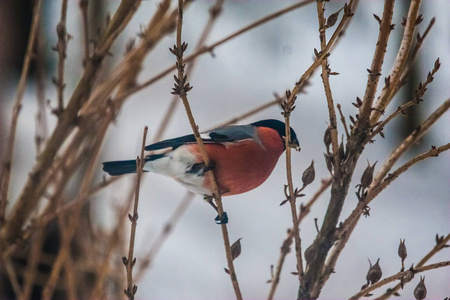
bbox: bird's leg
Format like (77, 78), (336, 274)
(203, 194), (228, 224)
(204, 195), (218, 212)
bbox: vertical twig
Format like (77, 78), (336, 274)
(317, 1), (339, 171)
(20, 229), (46, 299)
(172, 1), (242, 298)
(267, 178), (332, 300)
(79, 0), (90, 64)
(153, 0), (224, 142)
(358, 0), (395, 123)
(54, 0), (69, 114)
(124, 126), (148, 300)
(35, 23), (48, 155)
(0, 0), (42, 226)
(282, 95), (304, 284)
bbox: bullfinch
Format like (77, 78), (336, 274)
(103, 119), (299, 223)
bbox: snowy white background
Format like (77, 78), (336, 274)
(1, 0), (449, 299)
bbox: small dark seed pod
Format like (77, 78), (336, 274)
(414, 276), (427, 300)
(366, 258), (382, 285)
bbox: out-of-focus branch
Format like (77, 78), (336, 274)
(54, 0), (69, 114)
(0, 0), (142, 247)
(0, 0), (42, 226)
(79, 0), (90, 63)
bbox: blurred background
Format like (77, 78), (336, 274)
(0, 0), (449, 299)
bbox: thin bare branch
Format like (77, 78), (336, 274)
(124, 126), (148, 299)
(267, 178), (332, 300)
(79, 0), (90, 63)
(371, 0), (422, 124)
(153, 0), (225, 143)
(54, 0), (69, 114)
(358, 0), (395, 122)
(172, 1), (242, 298)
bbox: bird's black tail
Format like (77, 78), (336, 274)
(102, 154), (164, 176)
(102, 160), (138, 176)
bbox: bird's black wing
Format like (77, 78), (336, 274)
(145, 124), (257, 151)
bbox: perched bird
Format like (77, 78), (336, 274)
(103, 119), (299, 222)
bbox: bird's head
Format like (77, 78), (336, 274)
(251, 119), (299, 149)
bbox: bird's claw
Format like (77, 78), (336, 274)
(215, 212), (228, 224)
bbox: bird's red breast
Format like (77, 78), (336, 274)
(186, 126), (286, 195)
